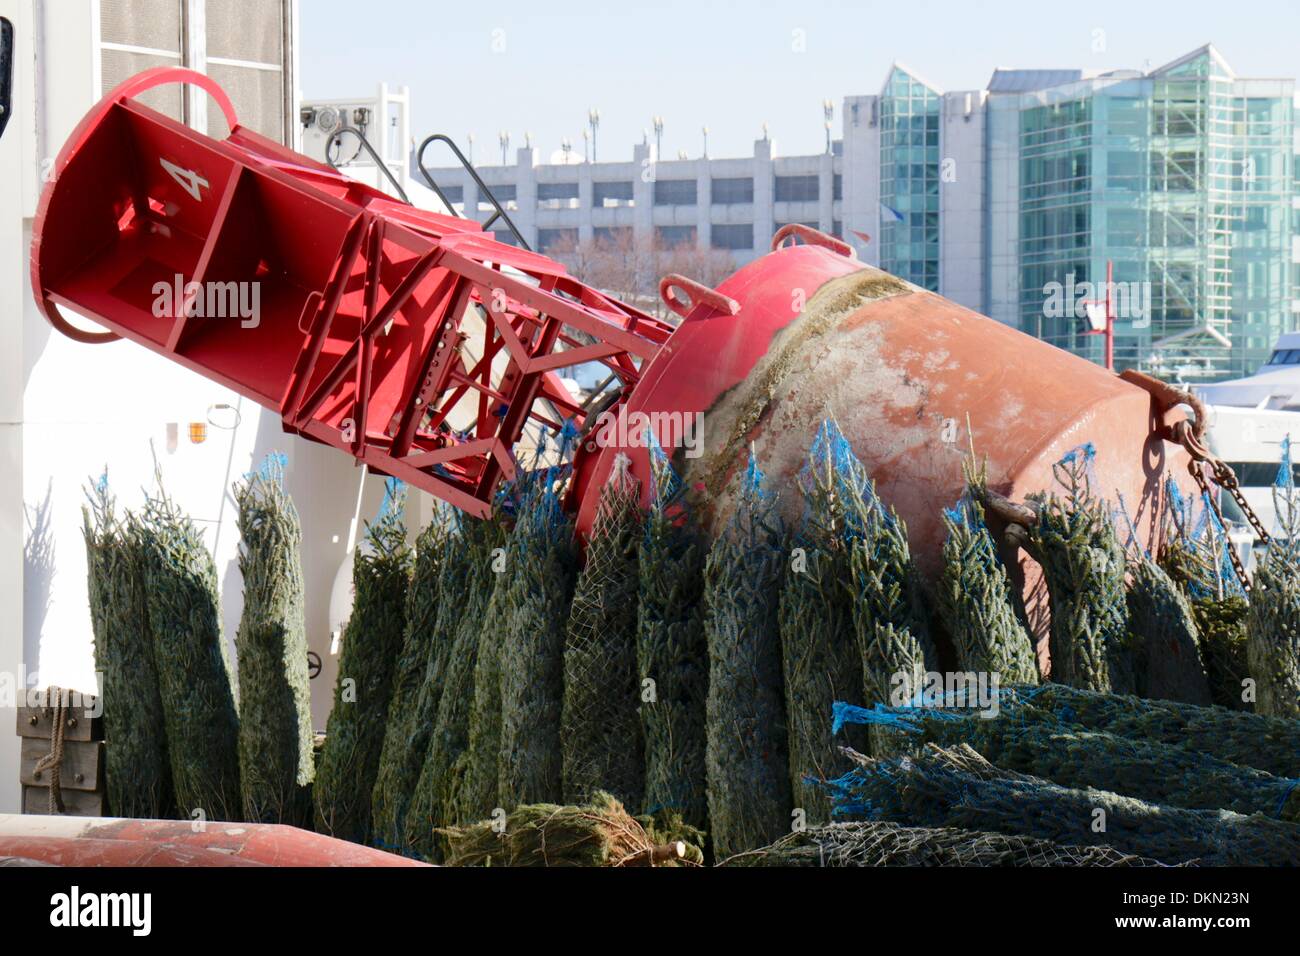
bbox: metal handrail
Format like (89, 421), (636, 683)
(415, 133), (531, 250)
(323, 125), (411, 204)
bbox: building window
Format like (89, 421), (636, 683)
(832, 220), (843, 237)
(775, 174), (820, 202)
(594, 226), (633, 246)
(479, 183), (517, 212)
(537, 228), (578, 252)
(774, 221), (819, 237)
(439, 185), (464, 204)
(491, 229), (520, 247)
(537, 182), (580, 208)
(711, 223), (754, 250)
(594, 181), (635, 207)
(654, 179), (697, 206)
(833, 174), (843, 200)
(712, 177), (754, 205)
(655, 225), (697, 248)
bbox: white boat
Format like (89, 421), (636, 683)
(1194, 333), (1300, 560)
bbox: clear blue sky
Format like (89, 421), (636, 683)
(300, 0), (1300, 163)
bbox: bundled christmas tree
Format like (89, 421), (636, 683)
(938, 468), (1039, 685)
(829, 743), (1300, 866)
(721, 821), (1162, 867)
(992, 683), (1300, 779)
(498, 458), (578, 809)
(704, 454), (792, 859)
(779, 421), (869, 820)
(403, 511), (507, 859)
(81, 474), (173, 820)
(232, 454), (314, 826)
(438, 791), (700, 867)
(638, 435), (708, 831)
(370, 509), (453, 851)
(561, 455), (644, 808)
(1031, 444), (1132, 693)
(137, 476), (241, 822)
(314, 481), (411, 843)
(1125, 556), (1212, 706)
(833, 700), (1300, 820)
(1247, 436), (1300, 718)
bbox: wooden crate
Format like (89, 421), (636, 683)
(15, 689), (107, 817)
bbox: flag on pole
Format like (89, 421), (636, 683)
(880, 202), (905, 223)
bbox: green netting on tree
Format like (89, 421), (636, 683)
(81, 473), (174, 819)
(834, 701), (1300, 821)
(938, 490), (1039, 685)
(561, 454), (644, 808)
(704, 453), (792, 859)
(828, 743), (1300, 866)
(370, 507), (454, 852)
(719, 820), (1167, 867)
(1031, 444), (1132, 693)
(498, 455), (578, 810)
(1125, 556), (1211, 706)
(453, 501), (520, 825)
(137, 477), (241, 822)
(232, 453), (314, 826)
(638, 433), (708, 831)
(438, 791), (700, 867)
(314, 480), (411, 843)
(1192, 595), (1251, 710)
(779, 421), (870, 822)
(990, 683), (1300, 778)
(1246, 435), (1300, 718)
(403, 510), (507, 860)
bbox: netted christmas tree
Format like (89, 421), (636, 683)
(1246, 435), (1300, 718)
(779, 421), (868, 821)
(987, 682), (1300, 779)
(937, 462), (1039, 685)
(232, 454), (314, 826)
(1031, 444), (1133, 693)
(720, 821), (1164, 868)
(137, 475), (241, 822)
(833, 700), (1300, 821)
(81, 473), (174, 820)
(403, 509), (507, 859)
(370, 507), (454, 851)
(314, 480), (411, 843)
(704, 453), (792, 860)
(561, 454), (644, 808)
(1125, 555), (1212, 706)
(1159, 477), (1251, 709)
(844, 459), (934, 757)
(638, 433), (709, 831)
(828, 742), (1300, 866)
(498, 442), (579, 810)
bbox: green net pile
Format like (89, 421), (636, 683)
(232, 454), (314, 826)
(1247, 438), (1300, 718)
(137, 478), (241, 822)
(561, 456), (645, 808)
(1031, 444), (1132, 693)
(81, 474), (174, 820)
(829, 742), (1300, 866)
(779, 421), (869, 820)
(370, 510), (453, 851)
(313, 480), (411, 843)
(703, 453), (792, 859)
(403, 510), (507, 858)
(833, 700), (1300, 821)
(719, 820), (1167, 867)
(637, 435), (709, 831)
(439, 791), (700, 867)
(498, 460), (578, 810)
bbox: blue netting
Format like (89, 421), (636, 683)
(645, 429), (683, 512)
(798, 420), (881, 544)
(1272, 433), (1298, 543)
(245, 451), (288, 486)
(95, 469), (109, 495)
(1113, 491), (1143, 559)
